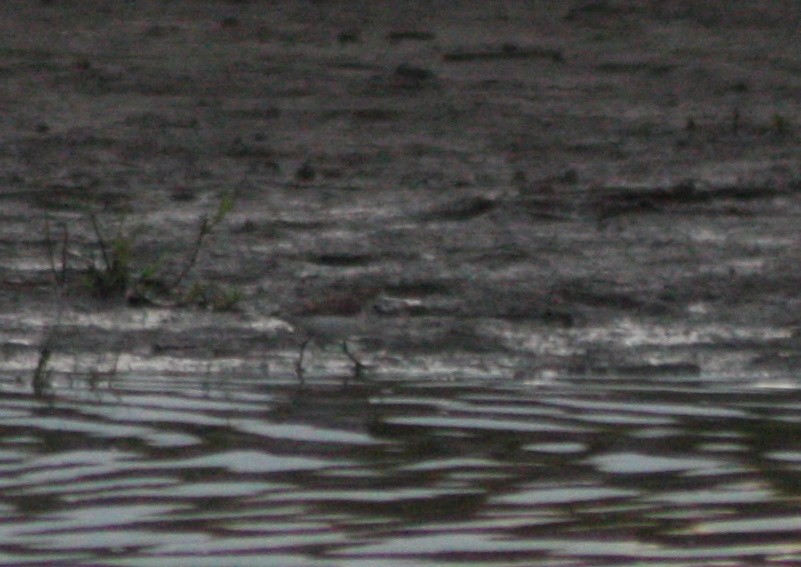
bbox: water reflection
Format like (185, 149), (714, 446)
(2, 364), (801, 565)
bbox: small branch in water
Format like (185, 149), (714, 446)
(32, 345), (51, 398)
(60, 223), (68, 286)
(39, 215), (70, 399)
(166, 215), (209, 292)
(295, 339), (309, 387)
(342, 340), (366, 382)
(88, 350), (121, 392)
(44, 217), (69, 288)
(89, 212), (112, 274)
(166, 191), (235, 293)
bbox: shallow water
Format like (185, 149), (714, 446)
(3, 352), (801, 566)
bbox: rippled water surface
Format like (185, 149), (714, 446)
(3, 356), (801, 566)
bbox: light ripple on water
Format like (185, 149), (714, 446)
(491, 484), (639, 505)
(587, 452), (731, 475)
(383, 415), (582, 433)
(2, 367), (801, 565)
(231, 419), (383, 445)
(161, 450), (338, 474)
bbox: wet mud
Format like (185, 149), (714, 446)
(3, 0), (801, 379)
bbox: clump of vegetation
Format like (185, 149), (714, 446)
(183, 281), (243, 312)
(51, 192), (240, 310)
(771, 112), (790, 135)
(34, 194), (239, 398)
(84, 213), (140, 298)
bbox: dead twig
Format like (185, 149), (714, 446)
(37, 216), (72, 398)
(44, 217), (69, 288)
(89, 212), (112, 274)
(342, 341), (366, 384)
(295, 339), (309, 387)
(166, 215), (210, 292)
(166, 191), (235, 293)
(32, 345), (51, 398)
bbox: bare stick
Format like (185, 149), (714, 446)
(59, 224), (68, 286)
(43, 218), (69, 288)
(44, 218), (59, 288)
(166, 215), (209, 292)
(166, 192), (235, 293)
(342, 340), (365, 381)
(295, 339), (309, 386)
(32, 346), (51, 398)
(89, 213), (111, 272)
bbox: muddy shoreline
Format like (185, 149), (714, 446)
(3, 0), (801, 381)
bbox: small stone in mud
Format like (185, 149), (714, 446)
(670, 179), (696, 201)
(237, 219), (258, 233)
(730, 81), (749, 93)
(295, 161), (316, 182)
(772, 113), (791, 135)
(541, 309), (575, 328)
(732, 107), (740, 134)
(423, 196), (497, 221)
(394, 64), (434, 81)
(512, 170), (527, 183)
(338, 30), (361, 44)
(144, 25), (178, 38)
(170, 185), (197, 202)
(387, 31), (435, 43)
(74, 58), (91, 71)
(558, 168), (579, 184)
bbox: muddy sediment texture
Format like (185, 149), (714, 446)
(3, 1), (801, 378)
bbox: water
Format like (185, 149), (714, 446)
(3, 351), (801, 566)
